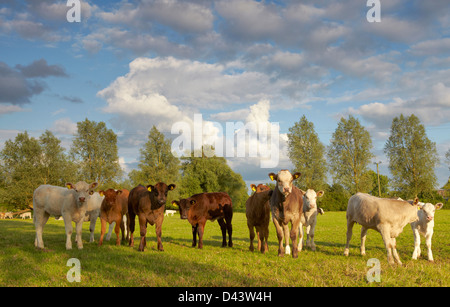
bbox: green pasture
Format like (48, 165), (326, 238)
(1, 210), (449, 287)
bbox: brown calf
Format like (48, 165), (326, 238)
(269, 170), (304, 258)
(128, 183), (176, 252)
(245, 184), (273, 253)
(98, 188), (129, 246)
(174, 192), (233, 249)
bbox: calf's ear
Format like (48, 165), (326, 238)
(251, 184), (257, 192)
(146, 185), (154, 192)
(190, 200), (197, 205)
(268, 173), (277, 181)
(66, 183), (74, 190)
(292, 172), (301, 180)
(435, 203), (444, 210)
(168, 184), (176, 191)
(116, 190), (123, 195)
(317, 190), (324, 198)
(99, 191), (104, 197)
(172, 200), (179, 207)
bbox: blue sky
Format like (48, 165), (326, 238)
(1, 0), (449, 189)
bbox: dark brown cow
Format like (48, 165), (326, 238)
(245, 184), (272, 253)
(128, 182), (176, 252)
(98, 188), (129, 246)
(268, 170), (304, 258)
(173, 192), (233, 249)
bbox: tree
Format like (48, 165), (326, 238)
(366, 169), (390, 197)
(327, 115), (374, 194)
(384, 114), (439, 197)
(179, 148), (248, 211)
(287, 115), (327, 190)
(0, 130), (74, 209)
(70, 119), (122, 186)
(128, 125), (180, 186)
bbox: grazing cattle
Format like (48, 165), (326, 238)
(33, 181), (98, 250)
(84, 192), (106, 243)
(98, 188), (129, 246)
(298, 189), (324, 252)
(165, 210), (176, 217)
(268, 170), (304, 258)
(344, 193), (419, 265)
(128, 183), (176, 252)
(20, 212), (32, 219)
(245, 184), (272, 253)
(411, 201), (444, 262)
(4, 212), (13, 219)
(175, 192), (233, 249)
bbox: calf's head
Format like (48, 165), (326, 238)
(99, 189), (123, 207)
(173, 199), (189, 219)
(418, 202), (444, 221)
(251, 184), (271, 193)
(66, 181), (98, 206)
(268, 170), (301, 196)
(147, 182), (176, 206)
(303, 189), (324, 211)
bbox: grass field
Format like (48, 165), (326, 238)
(1, 210), (449, 287)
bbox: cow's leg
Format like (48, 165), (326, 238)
(34, 211), (50, 249)
(106, 222), (115, 241)
(218, 218), (227, 247)
(298, 223), (304, 252)
(75, 220), (84, 249)
(114, 217), (122, 246)
(391, 238), (402, 265)
(308, 223), (316, 251)
(360, 226), (368, 256)
(197, 222), (205, 249)
(290, 219), (300, 258)
(138, 215), (147, 252)
(344, 220), (355, 256)
(224, 205), (233, 247)
(425, 231), (433, 262)
(411, 226), (421, 260)
(98, 218), (107, 246)
(89, 211), (99, 243)
(63, 217), (74, 250)
(255, 226), (262, 252)
(192, 224), (198, 247)
(155, 221), (164, 251)
(128, 212), (135, 247)
(379, 226), (395, 265)
(272, 217), (285, 256)
(283, 224), (291, 255)
(34, 211), (49, 248)
(247, 221), (255, 252)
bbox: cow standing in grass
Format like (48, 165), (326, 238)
(33, 181), (98, 250)
(411, 201), (444, 262)
(268, 170), (304, 258)
(298, 189), (324, 252)
(344, 193), (419, 265)
(245, 184), (272, 253)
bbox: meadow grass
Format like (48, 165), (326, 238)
(1, 210), (449, 287)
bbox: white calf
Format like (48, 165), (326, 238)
(165, 210), (176, 217)
(411, 202), (444, 261)
(20, 212), (32, 219)
(298, 189), (324, 252)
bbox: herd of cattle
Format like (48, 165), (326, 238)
(4, 169), (444, 265)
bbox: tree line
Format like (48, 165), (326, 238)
(1, 115), (448, 211)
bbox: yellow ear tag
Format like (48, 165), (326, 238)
(147, 187), (152, 192)
(66, 184), (71, 189)
(270, 175), (274, 181)
(251, 186), (256, 192)
(99, 191), (104, 197)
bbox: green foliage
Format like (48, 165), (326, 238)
(0, 131), (75, 209)
(287, 115), (327, 190)
(128, 125), (180, 186)
(327, 115), (374, 194)
(179, 149), (248, 211)
(384, 114), (439, 198)
(70, 119), (122, 186)
(366, 169), (390, 197)
(321, 183), (351, 211)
